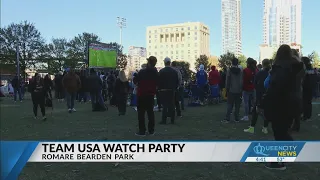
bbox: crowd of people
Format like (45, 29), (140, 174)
(1, 44), (320, 170)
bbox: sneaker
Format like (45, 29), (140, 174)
(241, 116), (249, 121)
(234, 120), (240, 123)
(135, 132), (146, 137)
(149, 132), (155, 136)
(68, 109), (72, 113)
(221, 120), (229, 123)
(34, 116), (37, 120)
(264, 163), (286, 170)
(177, 115), (182, 118)
(72, 108), (76, 112)
(244, 126), (255, 133)
(42, 116), (47, 121)
(262, 127), (268, 134)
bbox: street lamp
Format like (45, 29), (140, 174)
(117, 17), (126, 46)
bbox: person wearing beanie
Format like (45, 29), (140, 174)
(158, 57), (179, 124)
(134, 56), (159, 136)
(244, 59), (271, 134)
(222, 58), (243, 123)
(196, 64), (208, 105)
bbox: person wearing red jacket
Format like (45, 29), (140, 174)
(241, 58), (257, 121)
(209, 66), (220, 86)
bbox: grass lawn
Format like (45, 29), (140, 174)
(1, 96), (320, 180)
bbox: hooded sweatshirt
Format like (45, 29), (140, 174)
(62, 72), (81, 93)
(208, 66), (220, 86)
(196, 64), (207, 86)
(226, 65), (243, 94)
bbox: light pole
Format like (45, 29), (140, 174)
(117, 17), (126, 46)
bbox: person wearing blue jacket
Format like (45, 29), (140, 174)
(264, 74), (271, 89)
(196, 64), (208, 104)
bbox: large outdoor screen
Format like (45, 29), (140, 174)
(88, 43), (117, 68)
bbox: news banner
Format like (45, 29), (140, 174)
(1, 141), (320, 179)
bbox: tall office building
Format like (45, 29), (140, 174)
(146, 22), (210, 70)
(128, 46), (147, 71)
(221, 0), (242, 57)
(260, 0), (302, 61)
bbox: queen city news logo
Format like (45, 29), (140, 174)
(253, 143), (298, 157)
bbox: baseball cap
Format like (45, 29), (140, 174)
(164, 57), (171, 63)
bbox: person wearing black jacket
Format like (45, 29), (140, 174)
(158, 57), (179, 124)
(114, 70), (129, 115)
(263, 44), (304, 170)
(30, 74), (46, 121)
(54, 71), (64, 102)
(11, 75), (22, 102)
(44, 74), (53, 99)
(78, 70), (88, 103)
(87, 69), (106, 111)
(301, 57), (317, 121)
(133, 56), (159, 136)
(244, 59), (271, 134)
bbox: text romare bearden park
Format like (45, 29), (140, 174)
(40, 143), (186, 161)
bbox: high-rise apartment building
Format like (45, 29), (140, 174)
(260, 0), (302, 61)
(128, 46), (147, 71)
(146, 22), (210, 70)
(221, 0), (242, 57)
(263, 0), (301, 47)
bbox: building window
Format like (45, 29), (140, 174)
(149, 46), (151, 49)
(195, 26), (197, 30)
(195, 37), (197, 40)
(155, 46), (157, 49)
(149, 30), (151, 33)
(176, 44), (179, 48)
(149, 40), (151, 43)
(155, 35), (157, 38)
(155, 30), (157, 33)
(195, 43), (197, 47)
(171, 45), (173, 48)
(149, 35), (151, 38)
(188, 44), (190, 47)
(171, 51), (173, 54)
(195, 32), (197, 35)
(188, 32), (190, 35)
(188, 50), (190, 53)
(181, 28), (184, 30)
(149, 52), (152, 55)
(195, 55), (197, 59)
(188, 27), (190, 30)
(181, 44), (184, 47)
(176, 28), (178, 31)
(176, 50), (178, 54)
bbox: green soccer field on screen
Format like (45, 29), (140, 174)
(89, 48), (117, 68)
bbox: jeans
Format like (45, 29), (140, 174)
(159, 90), (175, 123)
(78, 92), (87, 102)
(179, 87), (185, 110)
(137, 95), (155, 134)
(14, 88), (22, 101)
(175, 90), (181, 116)
(117, 93), (127, 114)
(243, 90), (256, 116)
(198, 85), (206, 102)
(225, 92), (241, 121)
(32, 94), (45, 117)
(66, 92), (76, 109)
(251, 106), (269, 127)
(90, 90), (105, 110)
